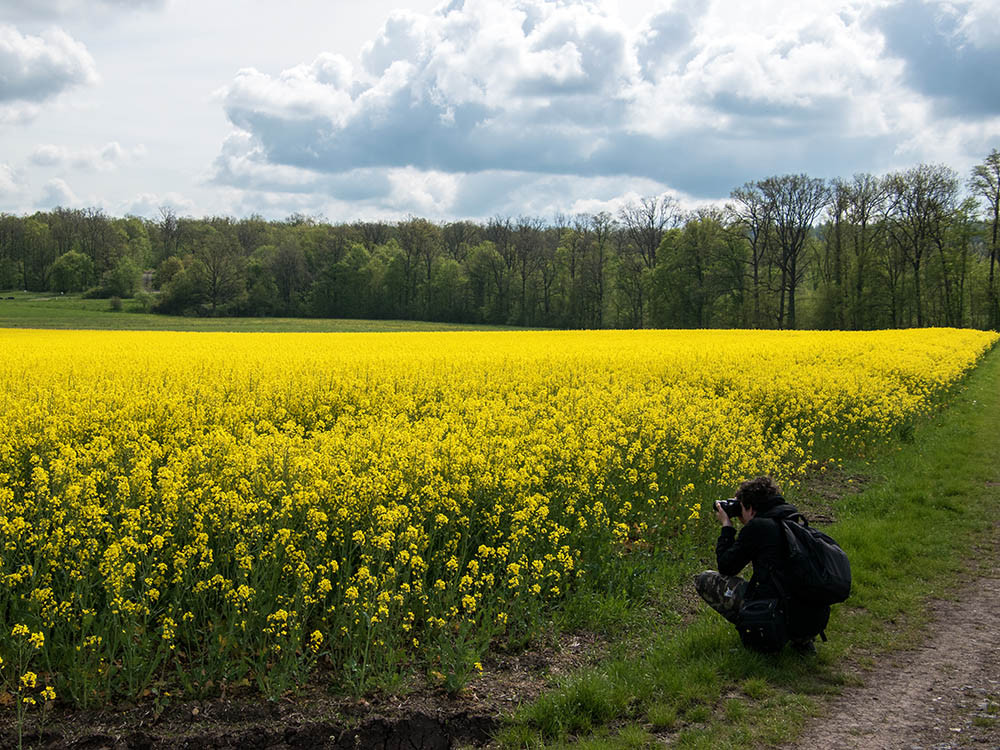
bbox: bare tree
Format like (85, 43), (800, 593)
(845, 174), (889, 329)
(969, 149), (1000, 329)
(586, 212), (615, 327)
(538, 219), (565, 322)
(50, 207), (83, 258)
(514, 216), (544, 325)
(563, 214), (590, 325)
(823, 179), (851, 327)
(885, 164), (959, 327)
(158, 206), (180, 263)
(353, 221), (392, 253)
(728, 183), (776, 327)
(618, 195), (680, 269)
(483, 216), (515, 321)
(758, 174), (829, 328)
(442, 221), (481, 263)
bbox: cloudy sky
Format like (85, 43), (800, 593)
(1, 0), (998, 222)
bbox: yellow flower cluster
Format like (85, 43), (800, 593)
(0, 327), (994, 701)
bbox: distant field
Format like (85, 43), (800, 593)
(0, 291), (515, 332)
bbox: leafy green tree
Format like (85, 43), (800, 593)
(188, 225), (246, 314)
(308, 243), (370, 319)
(0, 214), (25, 289)
(467, 239), (508, 324)
(271, 236), (310, 315)
(23, 215), (56, 290)
(49, 250), (94, 293)
(101, 256), (142, 298)
(558, 217), (589, 326)
(245, 272), (281, 317)
(651, 208), (738, 328)
(79, 208), (125, 277)
(429, 257), (469, 321)
(236, 214), (271, 256)
(153, 256), (184, 289)
(154, 260), (200, 315)
(397, 217), (441, 318)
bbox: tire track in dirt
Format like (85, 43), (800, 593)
(787, 526), (1000, 750)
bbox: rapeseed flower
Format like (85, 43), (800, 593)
(0, 327), (994, 704)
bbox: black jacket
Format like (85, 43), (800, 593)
(716, 501), (830, 639)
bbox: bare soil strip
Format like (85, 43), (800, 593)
(0, 631), (604, 749)
(787, 525), (1000, 750)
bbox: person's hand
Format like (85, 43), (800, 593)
(715, 500), (733, 527)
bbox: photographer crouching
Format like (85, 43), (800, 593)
(694, 475), (833, 655)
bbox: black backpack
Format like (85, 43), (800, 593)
(776, 513), (851, 606)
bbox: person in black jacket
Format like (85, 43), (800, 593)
(694, 475), (829, 654)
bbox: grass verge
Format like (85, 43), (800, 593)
(0, 291), (518, 332)
(498, 345), (1000, 749)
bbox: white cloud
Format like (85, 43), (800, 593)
(39, 177), (78, 208)
(947, 0), (1000, 49)
(0, 25), (98, 109)
(29, 141), (146, 171)
(385, 166), (459, 215)
(0, 101), (43, 124)
(123, 191), (195, 218)
(209, 129), (395, 201)
(0, 163), (21, 195)
(214, 0), (967, 214)
(218, 0), (641, 180)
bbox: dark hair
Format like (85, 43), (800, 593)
(735, 476), (782, 512)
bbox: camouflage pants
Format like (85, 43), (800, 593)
(693, 570), (748, 625)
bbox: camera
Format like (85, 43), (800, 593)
(716, 497), (743, 519)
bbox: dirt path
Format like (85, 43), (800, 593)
(787, 527), (1000, 750)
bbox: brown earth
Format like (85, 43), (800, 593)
(785, 520), (1000, 750)
(0, 632), (604, 750)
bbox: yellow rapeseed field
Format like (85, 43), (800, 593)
(0, 327), (996, 703)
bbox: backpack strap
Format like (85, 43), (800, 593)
(785, 511), (808, 527)
(766, 518), (792, 601)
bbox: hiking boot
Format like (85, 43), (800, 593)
(790, 638), (816, 655)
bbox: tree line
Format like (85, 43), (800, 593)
(1, 150), (998, 330)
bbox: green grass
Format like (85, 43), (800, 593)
(0, 291), (519, 332)
(499, 345), (1000, 749)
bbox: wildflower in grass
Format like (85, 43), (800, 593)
(309, 630), (323, 653)
(161, 617), (177, 648)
